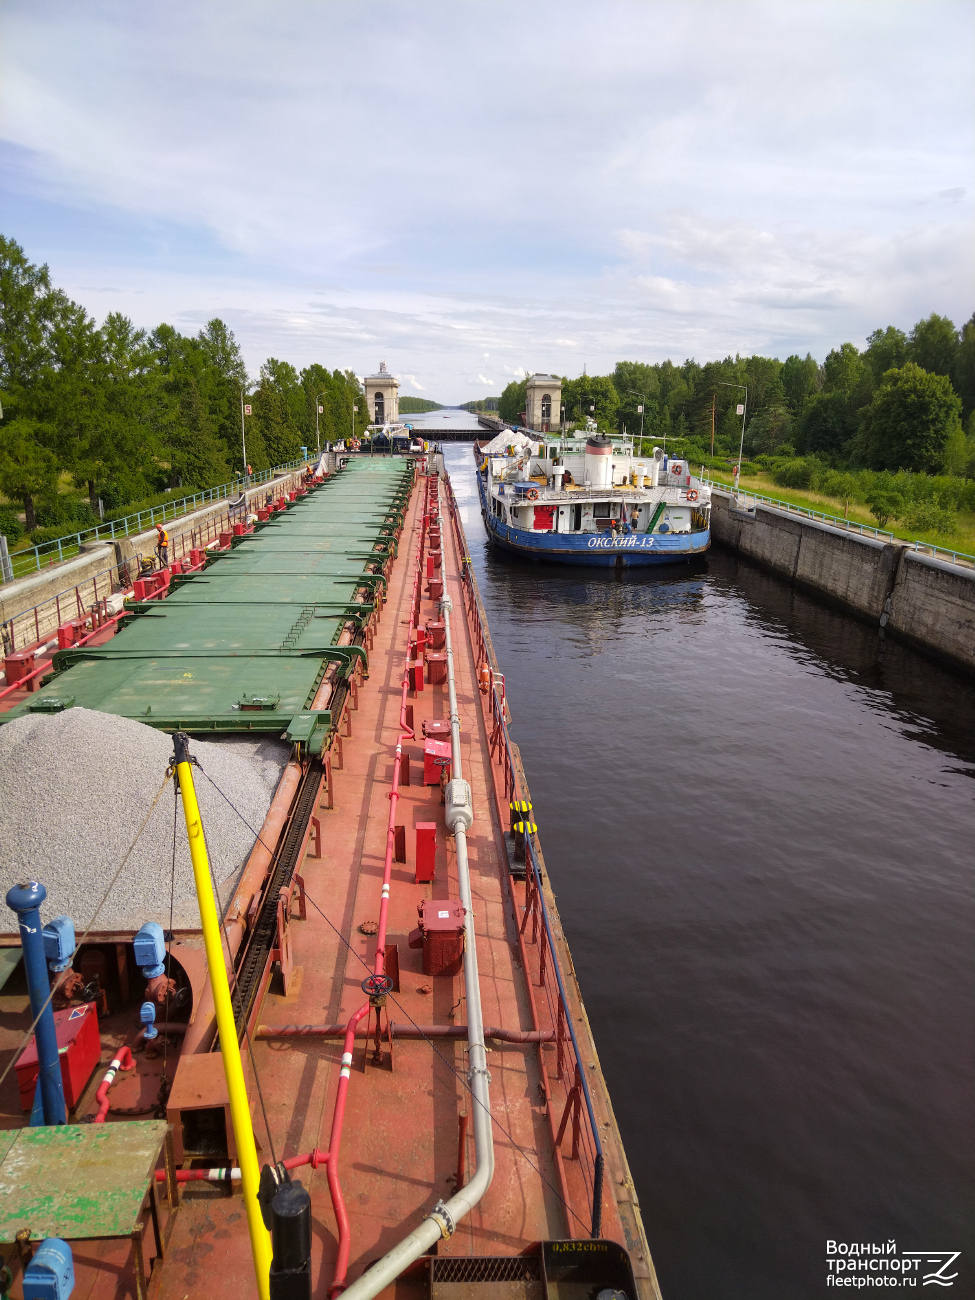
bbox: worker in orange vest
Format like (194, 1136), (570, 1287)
(155, 524), (169, 567)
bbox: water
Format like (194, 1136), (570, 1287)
(440, 442), (974, 1300)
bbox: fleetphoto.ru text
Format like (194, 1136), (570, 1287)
(826, 1241), (960, 1288)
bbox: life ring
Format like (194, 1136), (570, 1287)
(526, 487), (539, 501)
(671, 463), (683, 477)
(687, 489), (699, 501)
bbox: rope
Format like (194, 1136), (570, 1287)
(0, 772), (174, 1097)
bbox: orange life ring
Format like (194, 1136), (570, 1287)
(687, 489), (699, 501)
(671, 463), (683, 477)
(526, 487), (539, 501)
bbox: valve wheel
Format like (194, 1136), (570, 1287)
(361, 973), (394, 997)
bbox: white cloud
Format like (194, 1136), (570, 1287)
(474, 374), (494, 387)
(1, 0), (972, 400)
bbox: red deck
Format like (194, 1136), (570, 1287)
(0, 465), (658, 1300)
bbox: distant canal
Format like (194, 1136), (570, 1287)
(434, 434), (974, 1300)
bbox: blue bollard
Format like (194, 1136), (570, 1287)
(5, 882), (67, 1126)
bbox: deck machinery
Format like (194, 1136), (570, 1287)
(0, 455), (659, 1300)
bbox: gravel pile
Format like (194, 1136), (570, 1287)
(0, 708), (289, 932)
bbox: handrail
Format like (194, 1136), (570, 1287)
(703, 474), (975, 568)
(442, 471), (605, 1238)
(2, 458), (311, 584)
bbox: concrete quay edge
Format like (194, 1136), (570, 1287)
(711, 489), (974, 676)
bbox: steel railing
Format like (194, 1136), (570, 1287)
(443, 472), (605, 1238)
(703, 474), (975, 568)
(2, 459), (312, 584)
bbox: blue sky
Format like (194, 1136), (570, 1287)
(2, 0), (973, 403)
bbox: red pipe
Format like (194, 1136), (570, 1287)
(325, 473), (426, 1299)
(93, 1046), (135, 1122)
(154, 1146), (329, 1184)
(257, 1023), (554, 1042)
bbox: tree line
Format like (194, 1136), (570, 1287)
(0, 236), (370, 543)
(399, 397), (443, 413)
(498, 313), (975, 479)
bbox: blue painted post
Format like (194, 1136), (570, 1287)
(5, 882), (67, 1125)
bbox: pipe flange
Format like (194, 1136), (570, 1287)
(467, 1064), (492, 1086)
(425, 1198), (456, 1240)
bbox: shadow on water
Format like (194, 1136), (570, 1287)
(446, 447), (974, 1300)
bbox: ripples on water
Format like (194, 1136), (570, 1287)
(443, 446), (974, 1300)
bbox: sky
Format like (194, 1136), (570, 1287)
(1, 0), (973, 404)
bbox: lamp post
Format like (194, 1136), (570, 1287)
(718, 381), (748, 504)
(240, 385), (252, 481)
(314, 392), (326, 454)
(627, 392), (648, 457)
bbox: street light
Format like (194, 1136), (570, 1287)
(627, 392), (648, 457)
(718, 382), (748, 504)
(240, 385), (253, 481)
(314, 391), (326, 454)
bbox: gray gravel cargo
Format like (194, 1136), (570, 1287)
(0, 707), (289, 932)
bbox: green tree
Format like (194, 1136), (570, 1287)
(907, 313), (958, 377)
(400, 397), (443, 413)
(781, 353), (820, 416)
(865, 486), (904, 528)
(864, 326), (907, 383)
(612, 361), (660, 435)
(561, 373), (618, 427)
(858, 363), (962, 472)
(798, 392), (858, 457)
(498, 378), (527, 424)
(196, 318), (248, 467)
(251, 359), (302, 465)
(822, 342), (869, 402)
(300, 364), (337, 450)
(744, 404), (793, 455)
(0, 418), (58, 531)
(953, 312), (975, 420)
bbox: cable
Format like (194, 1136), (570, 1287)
(192, 765), (591, 1234)
(0, 771), (174, 1096)
(179, 765), (279, 1170)
(162, 782), (179, 1084)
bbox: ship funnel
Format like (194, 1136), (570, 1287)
(584, 436), (613, 489)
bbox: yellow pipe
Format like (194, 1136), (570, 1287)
(172, 733), (272, 1300)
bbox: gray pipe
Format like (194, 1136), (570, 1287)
(340, 579), (494, 1300)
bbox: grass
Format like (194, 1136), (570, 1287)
(706, 467), (975, 558)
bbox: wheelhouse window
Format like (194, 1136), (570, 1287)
(374, 393), (385, 423)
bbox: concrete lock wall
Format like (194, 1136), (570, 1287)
(710, 490), (975, 675)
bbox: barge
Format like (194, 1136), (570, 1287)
(475, 425), (711, 566)
(0, 456), (660, 1300)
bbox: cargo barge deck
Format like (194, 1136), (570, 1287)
(0, 456), (659, 1300)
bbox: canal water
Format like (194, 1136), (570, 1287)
(435, 436), (974, 1300)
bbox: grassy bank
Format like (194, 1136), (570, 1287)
(707, 467), (975, 557)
